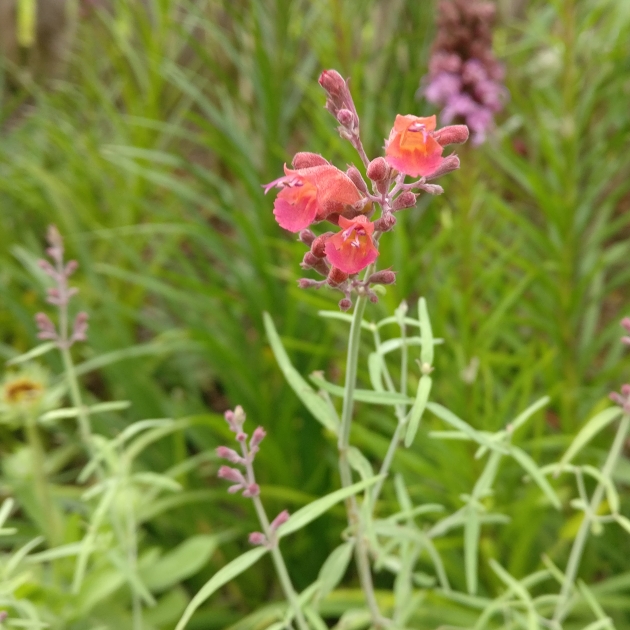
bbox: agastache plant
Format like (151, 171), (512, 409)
(265, 69), (468, 312)
(264, 69), (468, 627)
(420, 0), (506, 145)
(216, 406), (306, 629)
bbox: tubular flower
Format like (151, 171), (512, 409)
(265, 164), (363, 233)
(385, 115), (444, 177)
(325, 215), (379, 275)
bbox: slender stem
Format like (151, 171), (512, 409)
(241, 444), (307, 630)
(552, 413), (630, 624)
(24, 411), (62, 546)
(61, 347), (94, 456)
(337, 278), (388, 627)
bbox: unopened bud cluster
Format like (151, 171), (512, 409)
(265, 69), (469, 311)
(217, 406), (290, 548)
(35, 226), (89, 349)
(609, 317), (630, 413)
(421, 0), (506, 145)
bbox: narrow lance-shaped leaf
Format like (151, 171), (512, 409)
(405, 375), (432, 447)
(277, 475), (384, 538)
(174, 547), (268, 630)
(418, 297), (434, 366)
(264, 313), (338, 434)
(316, 541), (355, 603)
(509, 445), (561, 509)
(464, 506), (480, 595)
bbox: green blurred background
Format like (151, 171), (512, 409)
(1, 0), (629, 627)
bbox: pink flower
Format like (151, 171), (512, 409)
(324, 215), (379, 275)
(385, 115), (444, 178)
(265, 164), (362, 233)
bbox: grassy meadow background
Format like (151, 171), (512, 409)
(1, 0), (630, 627)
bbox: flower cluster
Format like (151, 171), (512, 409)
(217, 406), (289, 547)
(35, 226), (89, 349)
(266, 69), (468, 310)
(421, 0), (506, 145)
(610, 318), (630, 413)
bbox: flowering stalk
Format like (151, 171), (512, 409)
(553, 317), (630, 625)
(217, 407), (307, 630)
(35, 226), (94, 457)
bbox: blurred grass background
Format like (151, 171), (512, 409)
(1, 0), (630, 627)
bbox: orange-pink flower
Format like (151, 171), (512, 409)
(385, 114), (445, 177)
(325, 215), (379, 275)
(265, 162), (363, 233)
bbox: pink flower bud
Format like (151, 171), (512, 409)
(35, 312), (57, 340)
(224, 407), (246, 433)
(292, 152), (329, 169)
(621, 317), (630, 333)
(242, 483), (260, 498)
(37, 259), (57, 278)
(311, 234), (331, 258)
(299, 229), (316, 246)
(218, 466), (246, 485)
(319, 69), (347, 100)
(367, 157), (390, 182)
(368, 270), (396, 285)
(338, 298), (352, 311)
(270, 510), (290, 531)
(250, 427), (266, 452)
(216, 446), (245, 464)
(622, 384), (630, 396)
(236, 431), (247, 442)
(301, 252), (329, 277)
(64, 260), (79, 277)
(249, 532), (267, 546)
(392, 192), (418, 211)
(346, 166), (368, 193)
(432, 125), (470, 146)
(426, 154), (460, 179)
(374, 214), (397, 232)
(298, 278), (324, 289)
(327, 267), (349, 287)
(369, 293), (379, 303)
(336, 108), (355, 127)
(622, 337), (630, 346)
(418, 183), (444, 195)
(71, 312), (89, 343)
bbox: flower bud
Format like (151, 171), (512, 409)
(336, 108), (355, 128)
(346, 166), (368, 193)
(250, 426), (266, 453)
(432, 125), (469, 147)
(71, 312), (89, 342)
(392, 192), (418, 211)
(338, 298), (352, 311)
(249, 532), (267, 546)
(218, 466), (246, 485)
(292, 152), (329, 169)
(297, 278), (324, 289)
(374, 214), (397, 232)
(426, 155), (460, 180)
(270, 510), (290, 531)
(621, 317), (630, 333)
(298, 229), (316, 246)
(319, 69), (347, 100)
(37, 259), (57, 278)
(35, 312), (57, 340)
(242, 483), (260, 498)
(311, 234), (331, 258)
(367, 270), (396, 285)
(418, 183), (444, 195)
(376, 179), (390, 195)
(327, 267), (349, 287)
(301, 252), (329, 276)
(216, 446), (244, 464)
(65, 260), (79, 277)
(366, 157), (389, 182)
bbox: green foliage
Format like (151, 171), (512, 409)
(0, 0), (629, 627)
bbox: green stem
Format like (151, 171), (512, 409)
(24, 411), (62, 546)
(338, 279), (388, 628)
(251, 496), (308, 630)
(552, 413), (630, 624)
(61, 347), (93, 453)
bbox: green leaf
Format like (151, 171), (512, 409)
(418, 297), (434, 366)
(174, 547), (268, 630)
(348, 446), (373, 481)
(464, 507), (480, 595)
(559, 407), (622, 468)
(508, 396), (550, 433)
(582, 465), (619, 513)
(509, 445), (561, 509)
(368, 352), (385, 392)
(6, 342), (56, 366)
(316, 541), (355, 602)
(264, 313), (338, 433)
(141, 535), (221, 592)
(309, 372), (412, 406)
(277, 475), (384, 539)
(613, 513), (630, 535)
(318, 310), (373, 331)
(404, 375), (432, 447)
